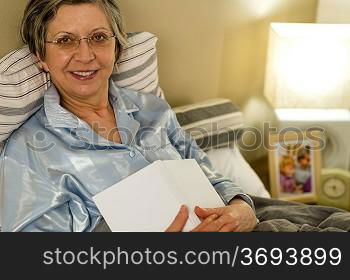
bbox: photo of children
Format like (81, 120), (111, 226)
(279, 155), (298, 193)
(295, 146), (312, 193)
(278, 142), (313, 196)
(269, 130), (321, 202)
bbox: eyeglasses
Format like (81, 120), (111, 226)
(45, 32), (116, 51)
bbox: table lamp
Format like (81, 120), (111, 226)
(264, 23), (350, 170)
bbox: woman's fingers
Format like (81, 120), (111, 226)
(191, 213), (218, 232)
(165, 203), (256, 232)
(218, 222), (238, 232)
(165, 205), (189, 232)
(194, 206), (222, 219)
(193, 214), (234, 232)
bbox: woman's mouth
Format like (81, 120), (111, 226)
(70, 70), (98, 81)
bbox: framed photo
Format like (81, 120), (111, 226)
(268, 130), (322, 203)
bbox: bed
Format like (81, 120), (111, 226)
(1, 31), (349, 232)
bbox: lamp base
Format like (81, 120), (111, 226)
(275, 108), (350, 170)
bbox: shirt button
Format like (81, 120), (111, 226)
(129, 151), (136, 158)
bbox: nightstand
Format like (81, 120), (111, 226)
(250, 155), (271, 194)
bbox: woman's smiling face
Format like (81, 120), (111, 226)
(39, 3), (116, 100)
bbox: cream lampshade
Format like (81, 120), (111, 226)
(264, 23), (350, 109)
(264, 23), (350, 171)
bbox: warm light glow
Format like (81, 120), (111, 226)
(264, 23), (350, 109)
(280, 40), (347, 98)
(249, 0), (281, 17)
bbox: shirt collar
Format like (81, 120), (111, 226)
(44, 79), (140, 129)
(44, 84), (79, 129)
(108, 80), (140, 114)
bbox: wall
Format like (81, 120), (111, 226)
(0, 0), (28, 58)
(118, 0), (318, 162)
(119, 0), (318, 107)
(317, 0), (350, 23)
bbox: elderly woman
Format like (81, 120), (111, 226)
(0, 0), (257, 232)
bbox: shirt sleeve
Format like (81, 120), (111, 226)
(165, 109), (255, 211)
(0, 152), (94, 232)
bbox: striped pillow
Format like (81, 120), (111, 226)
(0, 32), (163, 146)
(173, 98), (244, 151)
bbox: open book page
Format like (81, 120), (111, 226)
(93, 159), (225, 232)
(93, 161), (181, 232)
(162, 159), (225, 231)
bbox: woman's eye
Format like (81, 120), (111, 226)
(57, 37), (73, 44)
(92, 33), (107, 42)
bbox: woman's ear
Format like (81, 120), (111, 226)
(35, 52), (50, 73)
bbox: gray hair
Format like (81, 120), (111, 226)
(20, 0), (128, 61)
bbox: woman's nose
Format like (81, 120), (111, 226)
(73, 39), (95, 63)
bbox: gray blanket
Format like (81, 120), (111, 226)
(93, 197), (350, 232)
(252, 196), (350, 232)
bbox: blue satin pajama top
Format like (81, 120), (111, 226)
(0, 80), (253, 232)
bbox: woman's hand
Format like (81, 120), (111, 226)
(165, 205), (220, 232)
(191, 198), (257, 232)
(165, 205), (189, 232)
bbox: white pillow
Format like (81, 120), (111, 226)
(0, 32), (164, 145)
(206, 146), (271, 198)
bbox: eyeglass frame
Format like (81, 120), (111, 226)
(45, 33), (117, 51)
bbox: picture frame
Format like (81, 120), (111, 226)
(268, 129), (322, 203)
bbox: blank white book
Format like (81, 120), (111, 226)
(93, 159), (225, 232)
